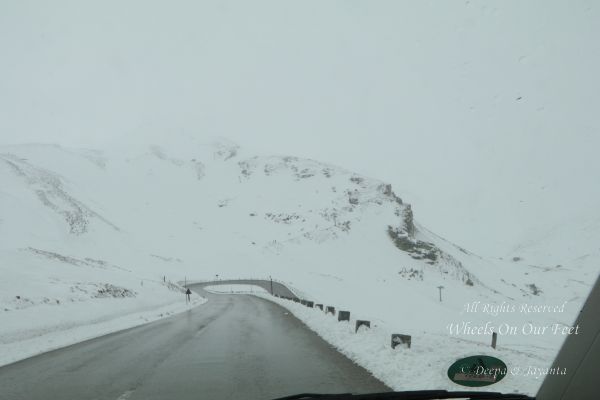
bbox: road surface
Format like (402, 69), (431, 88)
(0, 285), (389, 400)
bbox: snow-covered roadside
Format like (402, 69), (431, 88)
(256, 293), (555, 397)
(0, 294), (206, 367)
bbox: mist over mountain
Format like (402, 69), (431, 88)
(2, 1), (598, 259)
(1, 1), (599, 395)
(1, 137), (597, 393)
(2, 137), (596, 301)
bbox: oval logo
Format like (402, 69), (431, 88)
(447, 355), (508, 387)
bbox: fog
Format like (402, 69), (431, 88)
(1, 0), (599, 256)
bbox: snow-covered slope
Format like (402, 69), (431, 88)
(1, 138), (597, 394)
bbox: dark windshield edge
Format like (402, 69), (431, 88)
(271, 389), (535, 400)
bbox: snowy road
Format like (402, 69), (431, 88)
(0, 285), (388, 400)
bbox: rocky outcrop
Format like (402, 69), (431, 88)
(1, 154), (119, 234)
(387, 226), (439, 264)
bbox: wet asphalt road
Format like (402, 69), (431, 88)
(0, 286), (389, 400)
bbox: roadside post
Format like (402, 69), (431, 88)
(338, 311), (350, 322)
(355, 320), (370, 332)
(391, 334), (411, 349)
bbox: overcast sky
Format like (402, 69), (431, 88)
(1, 0), (598, 256)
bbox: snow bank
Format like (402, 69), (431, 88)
(0, 294), (206, 367)
(0, 250), (207, 367)
(258, 294), (562, 397)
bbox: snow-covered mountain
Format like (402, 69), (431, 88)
(1, 138), (597, 392)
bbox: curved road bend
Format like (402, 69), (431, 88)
(194, 279), (299, 299)
(0, 284), (389, 400)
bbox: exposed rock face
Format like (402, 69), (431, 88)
(1, 154), (119, 234)
(379, 183), (403, 205)
(387, 226), (439, 264)
(212, 140), (239, 161)
(3, 142), (484, 288)
(232, 154), (478, 284)
(387, 223), (479, 286)
(402, 204), (415, 237)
